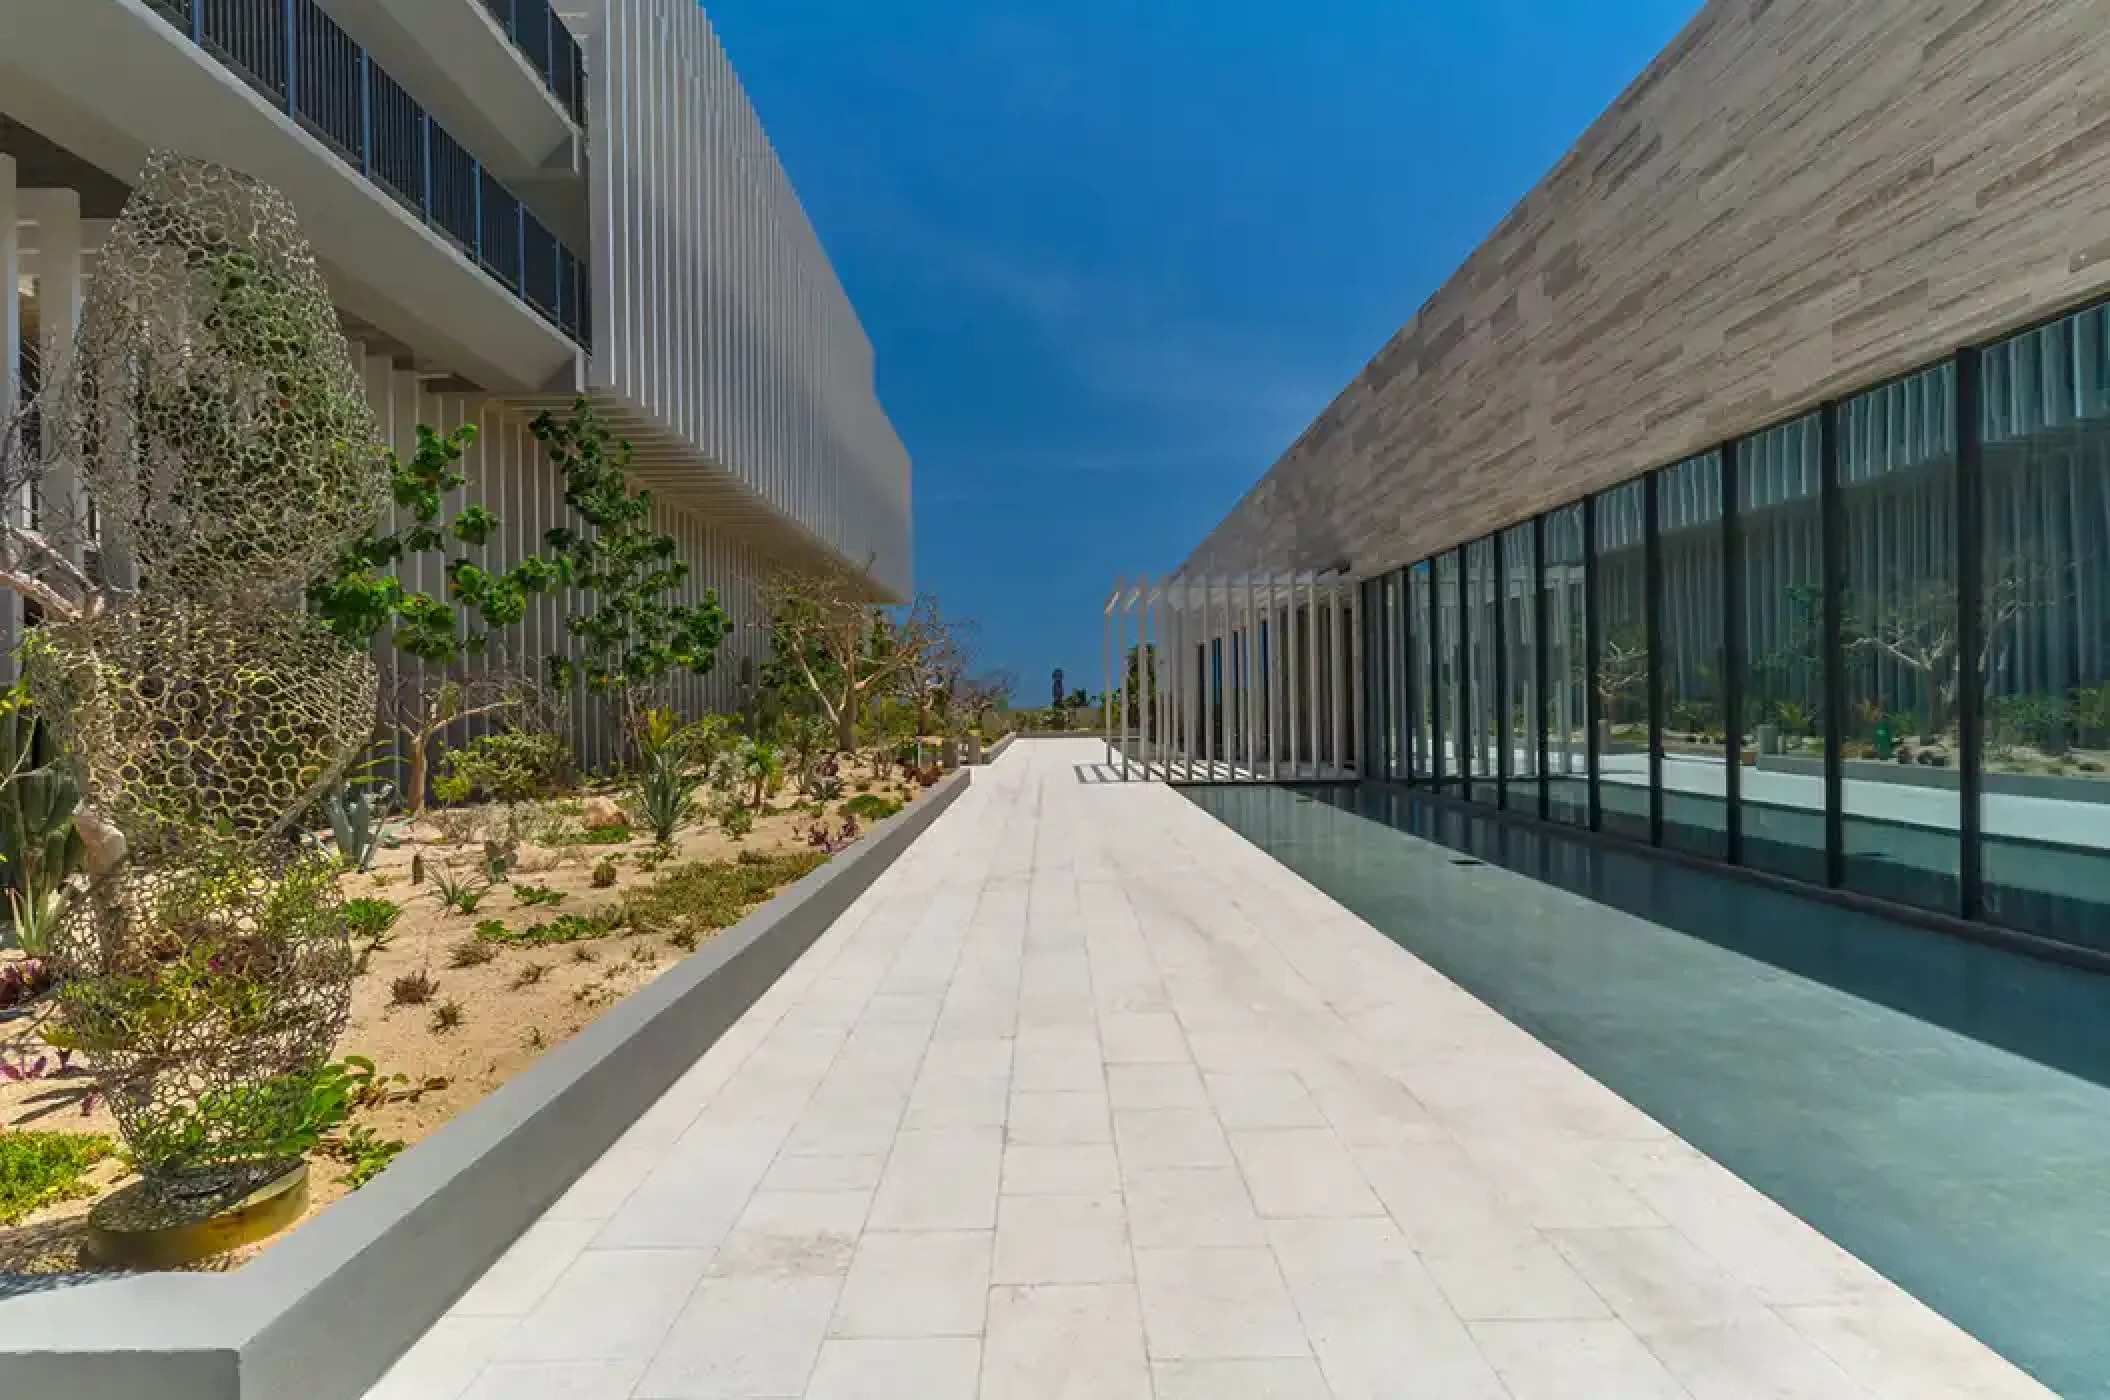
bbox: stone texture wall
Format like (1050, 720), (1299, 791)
(1182, 0), (2110, 576)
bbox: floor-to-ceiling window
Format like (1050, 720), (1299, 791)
(1595, 480), (1651, 842)
(1657, 450), (1728, 858)
(1545, 505), (1589, 825)
(1466, 535), (1500, 804)
(1979, 307), (2110, 950)
(1409, 564), (1433, 780)
(1434, 550), (1462, 786)
(1503, 520), (1539, 814)
(1736, 412), (1830, 884)
(1838, 363), (1960, 913)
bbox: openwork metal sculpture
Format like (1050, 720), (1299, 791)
(23, 153), (386, 1203)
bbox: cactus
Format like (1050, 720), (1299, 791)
(321, 780), (396, 873)
(0, 711), (85, 957)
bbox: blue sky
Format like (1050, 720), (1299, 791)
(713, 0), (1703, 701)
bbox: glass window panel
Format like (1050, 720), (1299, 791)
(1466, 536), (1500, 804)
(1434, 551), (1462, 784)
(1978, 307), (2110, 950)
(1409, 563), (1433, 778)
(1595, 480), (1651, 843)
(1839, 363), (1960, 912)
(1544, 504), (1589, 825)
(1385, 573), (1404, 779)
(1656, 451), (1728, 858)
(1735, 413), (1829, 883)
(1503, 521), (1540, 813)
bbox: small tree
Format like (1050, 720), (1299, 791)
(386, 675), (529, 816)
(904, 608), (978, 736)
(760, 568), (940, 752)
(308, 423), (558, 664)
(530, 402), (730, 717)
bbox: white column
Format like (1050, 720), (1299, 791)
(22, 189), (82, 566)
(1202, 579), (1217, 776)
(0, 158), (22, 683)
(1232, 573), (1249, 775)
(1332, 583), (1349, 777)
(1105, 577), (1119, 776)
(1268, 574), (1283, 781)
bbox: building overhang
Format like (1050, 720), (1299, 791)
(0, 0), (583, 395)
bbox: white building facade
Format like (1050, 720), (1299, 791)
(0, 0), (912, 767)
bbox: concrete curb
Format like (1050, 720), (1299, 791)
(0, 768), (973, 1400)
(982, 732), (1016, 765)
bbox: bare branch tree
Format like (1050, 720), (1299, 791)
(759, 566), (943, 752)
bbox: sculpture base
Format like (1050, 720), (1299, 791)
(85, 1160), (308, 1269)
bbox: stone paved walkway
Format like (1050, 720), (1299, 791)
(365, 738), (2051, 1399)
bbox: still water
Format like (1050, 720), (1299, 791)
(1184, 781), (2110, 1398)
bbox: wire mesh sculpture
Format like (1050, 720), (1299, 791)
(21, 153), (387, 1202)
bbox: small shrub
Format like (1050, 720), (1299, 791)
(524, 1025), (547, 1050)
(513, 962), (550, 989)
(591, 859), (619, 889)
(448, 936), (497, 968)
(668, 927), (698, 953)
(427, 805), (481, 845)
(432, 865), (486, 915)
(437, 730), (576, 805)
(474, 918), (510, 941)
(512, 882), (566, 908)
(569, 822), (633, 846)
(343, 896), (402, 952)
(326, 1125), (406, 1190)
(840, 793), (902, 823)
(0, 958), (56, 1011)
(628, 943), (658, 968)
(621, 851), (826, 942)
(0, 1130), (114, 1225)
(430, 1000), (466, 1034)
(635, 742), (698, 845)
(571, 945), (599, 964)
(390, 970), (438, 1007)
(718, 805), (755, 841)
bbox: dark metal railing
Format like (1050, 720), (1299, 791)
(149, 0), (590, 347)
(480, 0), (589, 126)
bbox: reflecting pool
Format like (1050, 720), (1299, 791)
(1184, 781), (2110, 1398)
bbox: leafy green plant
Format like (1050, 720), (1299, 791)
(308, 422), (561, 663)
(122, 1057), (384, 1174)
(437, 730), (577, 806)
(511, 882), (565, 908)
(719, 805), (755, 841)
(620, 851), (825, 942)
(735, 738), (783, 810)
(569, 822), (633, 846)
(529, 402), (730, 699)
(0, 1129), (114, 1224)
(343, 897), (402, 949)
(485, 910), (624, 947)
(840, 793), (903, 823)
(326, 1124), (405, 1190)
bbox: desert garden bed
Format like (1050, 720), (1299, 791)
(0, 767), (927, 1277)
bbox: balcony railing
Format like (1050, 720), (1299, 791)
(143, 0), (590, 348)
(478, 0), (587, 127)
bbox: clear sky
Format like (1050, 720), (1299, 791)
(712, 0), (1703, 702)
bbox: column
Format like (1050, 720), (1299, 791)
(1332, 582), (1349, 776)
(0, 158), (21, 681)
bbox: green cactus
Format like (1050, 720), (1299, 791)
(0, 710), (86, 957)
